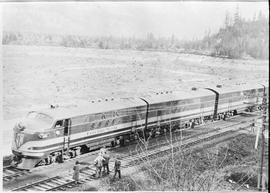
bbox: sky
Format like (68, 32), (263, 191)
(1, 2), (269, 40)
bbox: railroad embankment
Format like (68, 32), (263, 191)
(94, 134), (267, 191)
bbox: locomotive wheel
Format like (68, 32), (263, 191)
(80, 145), (90, 154)
(151, 130), (156, 138)
(111, 141), (115, 147)
(129, 133), (136, 141)
(156, 128), (161, 136)
(119, 136), (125, 146)
(69, 150), (76, 158)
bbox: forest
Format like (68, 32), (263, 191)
(2, 9), (268, 59)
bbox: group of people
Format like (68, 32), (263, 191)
(94, 147), (111, 178)
(72, 146), (121, 184)
(184, 118), (203, 128)
(217, 110), (237, 121)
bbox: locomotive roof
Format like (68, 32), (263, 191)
(32, 83), (267, 121)
(37, 97), (146, 120)
(210, 83), (265, 94)
(141, 88), (215, 104)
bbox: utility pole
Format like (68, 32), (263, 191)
(257, 86), (268, 191)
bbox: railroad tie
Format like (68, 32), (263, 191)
(47, 180), (62, 186)
(86, 167), (96, 172)
(24, 187), (40, 191)
(31, 185), (47, 191)
(78, 172), (89, 179)
(81, 169), (94, 175)
(53, 178), (68, 184)
(47, 181), (63, 187)
(38, 183), (54, 189)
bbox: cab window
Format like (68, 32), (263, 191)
(55, 120), (64, 128)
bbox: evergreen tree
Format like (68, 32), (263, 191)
(234, 5), (241, 26)
(225, 11), (231, 27)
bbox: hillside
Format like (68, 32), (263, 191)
(2, 11), (268, 60)
(186, 11), (269, 59)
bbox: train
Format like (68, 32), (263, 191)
(12, 82), (268, 169)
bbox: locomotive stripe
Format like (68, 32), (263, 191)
(68, 100), (216, 128)
(64, 106), (214, 136)
(218, 100), (254, 110)
(32, 127), (130, 150)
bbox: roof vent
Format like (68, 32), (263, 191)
(50, 104), (59, 109)
(156, 93), (159, 95)
(111, 98), (114, 101)
(216, 85), (222, 88)
(166, 91), (169, 94)
(105, 99), (108, 101)
(98, 99), (101, 102)
(191, 87), (197, 91)
(161, 92), (163, 94)
(50, 104), (56, 109)
(91, 101), (95, 103)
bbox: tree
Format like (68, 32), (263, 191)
(234, 5), (241, 26)
(225, 11), (231, 28)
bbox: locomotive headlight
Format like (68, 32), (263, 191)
(38, 133), (48, 139)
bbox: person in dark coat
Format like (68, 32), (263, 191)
(102, 151), (110, 174)
(113, 156), (121, 180)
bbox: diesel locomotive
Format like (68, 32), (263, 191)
(12, 83), (268, 169)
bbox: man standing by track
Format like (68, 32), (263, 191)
(94, 153), (105, 178)
(102, 150), (110, 174)
(113, 156), (121, 180)
(73, 161), (81, 184)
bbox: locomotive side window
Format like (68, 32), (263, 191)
(105, 120), (110, 127)
(131, 114), (137, 121)
(101, 114), (106, 119)
(113, 111), (119, 117)
(91, 123), (95, 129)
(55, 120), (63, 128)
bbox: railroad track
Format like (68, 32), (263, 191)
(11, 115), (255, 191)
(128, 123), (249, 165)
(3, 166), (31, 182)
(130, 113), (257, 156)
(12, 175), (78, 191)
